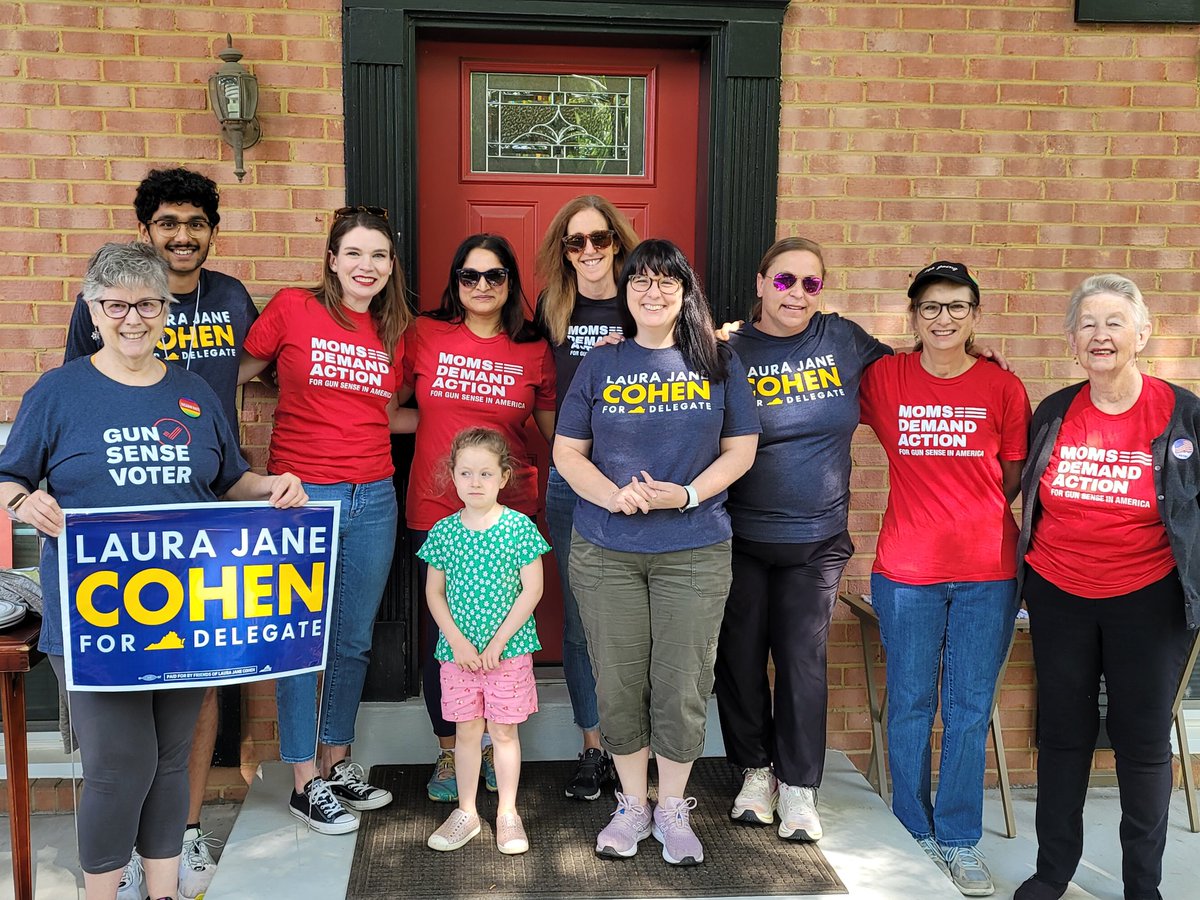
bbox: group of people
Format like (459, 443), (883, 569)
(0, 167), (1195, 900)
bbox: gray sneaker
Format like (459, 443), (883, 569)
(917, 836), (951, 877)
(652, 796), (704, 866)
(943, 844), (994, 896)
(115, 852), (144, 900)
(777, 782), (822, 841)
(595, 792), (653, 858)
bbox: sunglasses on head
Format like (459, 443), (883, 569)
(334, 205), (388, 220)
(562, 230), (616, 253)
(457, 267), (509, 289)
(771, 272), (823, 295)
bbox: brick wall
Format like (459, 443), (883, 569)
(2, 0), (1198, 795)
(781, 1), (1200, 785)
(1, 0), (346, 801)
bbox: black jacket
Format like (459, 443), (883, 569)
(1016, 379), (1200, 629)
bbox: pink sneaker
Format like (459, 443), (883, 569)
(595, 792), (653, 858)
(653, 796), (703, 865)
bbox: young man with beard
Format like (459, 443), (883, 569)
(64, 167), (259, 900)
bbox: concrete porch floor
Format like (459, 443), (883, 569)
(3, 688), (1198, 899)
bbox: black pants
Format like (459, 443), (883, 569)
(714, 531), (853, 787)
(1025, 567), (1194, 900)
(50, 655), (204, 874)
(412, 528), (455, 739)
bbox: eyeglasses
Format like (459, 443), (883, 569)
(149, 217), (212, 235)
(562, 230), (616, 253)
(628, 274), (683, 296)
(457, 268), (509, 289)
(98, 298), (167, 319)
(771, 272), (823, 295)
(334, 205), (389, 220)
(916, 300), (978, 320)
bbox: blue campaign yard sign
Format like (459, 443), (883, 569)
(57, 502), (340, 691)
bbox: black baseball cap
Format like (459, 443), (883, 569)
(907, 261), (980, 302)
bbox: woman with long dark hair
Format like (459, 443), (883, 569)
(554, 239), (759, 866)
(240, 206), (414, 834)
(401, 233), (556, 803)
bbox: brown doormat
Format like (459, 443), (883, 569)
(347, 758), (846, 898)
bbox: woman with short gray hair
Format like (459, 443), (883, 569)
(0, 242), (307, 900)
(1014, 273), (1200, 900)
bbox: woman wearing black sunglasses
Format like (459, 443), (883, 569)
(533, 196), (640, 801)
(400, 233), (555, 803)
(714, 236), (894, 845)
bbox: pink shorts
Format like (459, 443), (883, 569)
(439, 654), (538, 724)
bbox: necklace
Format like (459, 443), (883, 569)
(180, 270), (203, 370)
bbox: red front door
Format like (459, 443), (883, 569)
(415, 38), (703, 661)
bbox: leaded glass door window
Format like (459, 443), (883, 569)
(470, 72), (647, 177)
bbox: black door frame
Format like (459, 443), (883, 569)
(345, 0), (788, 699)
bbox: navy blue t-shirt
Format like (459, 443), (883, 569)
(538, 292), (624, 418)
(726, 313), (891, 543)
(556, 340), (760, 553)
(0, 359), (249, 654)
(64, 268), (259, 431)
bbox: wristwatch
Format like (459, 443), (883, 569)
(5, 491), (28, 522)
(678, 483), (699, 512)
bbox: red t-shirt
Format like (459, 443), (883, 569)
(860, 353), (1031, 584)
(244, 287), (405, 484)
(1025, 377), (1176, 598)
(403, 316), (555, 530)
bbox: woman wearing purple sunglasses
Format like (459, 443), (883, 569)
(714, 237), (892, 845)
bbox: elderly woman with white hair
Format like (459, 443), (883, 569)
(0, 242), (306, 900)
(1014, 274), (1200, 900)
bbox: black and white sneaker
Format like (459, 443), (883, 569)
(326, 759), (393, 811)
(565, 748), (616, 801)
(289, 777), (359, 834)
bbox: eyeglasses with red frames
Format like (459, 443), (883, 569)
(97, 298), (167, 319)
(561, 230), (616, 254)
(771, 272), (823, 296)
(456, 267), (509, 289)
(334, 205), (389, 220)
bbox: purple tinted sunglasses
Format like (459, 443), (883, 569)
(772, 272), (823, 295)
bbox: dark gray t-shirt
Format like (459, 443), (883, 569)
(556, 340), (760, 553)
(0, 359), (248, 654)
(64, 268), (259, 430)
(726, 313), (891, 543)
(539, 293), (624, 418)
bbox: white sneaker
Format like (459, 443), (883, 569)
(730, 766), (777, 825)
(178, 826), (222, 900)
(116, 851), (145, 900)
(777, 782), (822, 841)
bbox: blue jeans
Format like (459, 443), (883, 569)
(870, 573), (1017, 846)
(545, 467), (600, 732)
(276, 478), (397, 763)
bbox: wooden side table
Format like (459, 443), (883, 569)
(0, 616), (44, 900)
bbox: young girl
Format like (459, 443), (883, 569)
(419, 427), (549, 855)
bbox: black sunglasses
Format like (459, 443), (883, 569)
(562, 230), (616, 253)
(457, 267), (509, 289)
(334, 205), (388, 220)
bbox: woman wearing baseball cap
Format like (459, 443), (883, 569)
(858, 261), (1031, 896)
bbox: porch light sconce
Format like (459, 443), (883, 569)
(207, 34), (261, 183)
